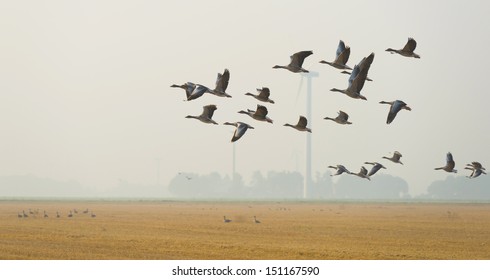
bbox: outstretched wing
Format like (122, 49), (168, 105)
(402, 38), (417, 53)
(257, 87), (270, 99)
(338, 110), (349, 122)
(255, 104), (269, 118)
(215, 69), (230, 92)
(298, 116), (308, 128)
(290, 50), (313, 68)
(335, 40), (350, 65)
(203, 104), (217, 119)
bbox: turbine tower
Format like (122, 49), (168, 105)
(301, 71), (319, 199)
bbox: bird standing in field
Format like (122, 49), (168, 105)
(223, 122), (254, 142)
(207, 69), (232, 98)
(238, 104), (273, 123)
(223, 216), (232, 223)
(435, 152), (457, 173)
(185, 105), (218, 125)
(382, 151), (403, 165)
(330, 53), (374, 100)
(324, 110), (352, 125)
(284, 116), (312, 132)
(386, 38), (420, 58)
(319, 40), (352, 70)
(364, 162), (387, 176)
(245, 87), (275, 104)
(273, 50), (313, 73)
(379, 100), (411, 124)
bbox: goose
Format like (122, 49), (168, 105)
(435, 152), (457, 173)
(68, 211), (73, 218)
(223, 216), (232, 223)
(330, 53), (374, 100)
(29, 208), (34, 215)
(23, 210), (28, 218)
(328, 165), (352, 176)
(238, 104), (273, 123)
(73, 209), (78, 214)
(465, 167), (487, 178)
(207, 69), (232, 98)
(273, 50), (313, 73)
(324, 110), (352, 125)
(364, 162), (387, 176)
(386, 38), (420, 58)
(44, 210), (48, 218)
(319, 40), (352, 70)
(171, 82), (204, 101)
(379, 100), (411, 124)
(340, 70), (373, 81)
(245, 87), (275, 104)
(382, 151), (403, 164)
(18, 212), (22, 218)
(91, 212), (96, 218)
(223, 122), (254, 142)
(466, 162), (485, 171)
(284, 116), (311, 132)
(253, 216), (261, 224)
(83, 208), (89, 214)
(56, 211), (60, 218)
(352, 166), (371, 181)
(185, 104), (218, 124)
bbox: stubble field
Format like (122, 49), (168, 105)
(1, 201), (490, 260)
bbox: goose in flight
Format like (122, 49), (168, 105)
(319, 40), (352, 70)
(223, 122), (254, 142)
(379, 100), (411, 124)
(273, 50), (313, 73)
(238, 104), (273, 123)
(330, 53), (374, 100)
(245, 87), (275, 104)
(352, 166), (371, 181)
(170, 82), (208, 101)
(435, 152), (457, 173)
(465, 162), (486, 178)
(328, 165), (352, 176)
(223, 216), (232, 223)
(364, 162), (387, 176)
(207, 69), (232, 98)
(284, 116), (311, 132)
(386, 38), (420, 58)
(185, 105), (218, 124)
(324, 110), (352, 125)
(382, 151), (403, 165)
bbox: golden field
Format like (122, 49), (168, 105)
(1, 201), (490, 260)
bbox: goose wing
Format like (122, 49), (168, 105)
(470, 161), (483, 169)
(360, 166), (368, 176)
(202, 105), (217, 119)
(232, 122), (250, 142)
(335, 40), (350, 65)
(254, 104), (269, 118)
(290, 50), (313, 68)
(337, 110), (349, 122)
(348, 65), (361, 88)
(297, 116), (308, 128)
(393, 151), (402, 161)
(215, 69), (230, 92)
(184, 82), (196, 99)
(446, 152), (455, 169)
(367, 164), (381, 176)
(189, 84), (208, 100)
(351, 53), (374, 93)
(387, 100), (405, 124)
(402, 38), (417, 53)
(257, 87), (270, 99)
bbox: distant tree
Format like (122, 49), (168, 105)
(335, 174), (409, 200)
(310, 171), (334, 199)
(423, 175), (490, 200)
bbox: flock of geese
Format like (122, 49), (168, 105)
(17, 208), (96, 219)
(171, 38), (486, 181)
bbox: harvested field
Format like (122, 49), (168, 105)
(1, 201), (490, 259)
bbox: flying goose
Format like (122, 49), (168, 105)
(170, 82), (208, 101)
(284, 116), (311, 132)
(185, 105), (218, 124)
(319, 40), (352, 70)
(352, 166), (371, 181)
(245, 87), (275, 104)
(379, 100), (411, 124)
(364, 162), (387, 176)
(328, 165), (352, 176)
(386, 38), (420, 58)
(382, 151), (403, 164)
(223, 216), (232, 223)
(207, 69), (232, 97)
(465, 162), (486, 178)
(273, 50), (313, 73)
(253, 216), (261, 224)
(324, 110), (352, 125)
(330, 53), (374, 100)
(223, 122), (254, 142)
(435, 152), (457, 173)
(238, 104), (273, 123)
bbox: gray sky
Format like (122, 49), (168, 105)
(1, 0), (489, 196)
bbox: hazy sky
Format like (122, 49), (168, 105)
(1, 0), (489, 196)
